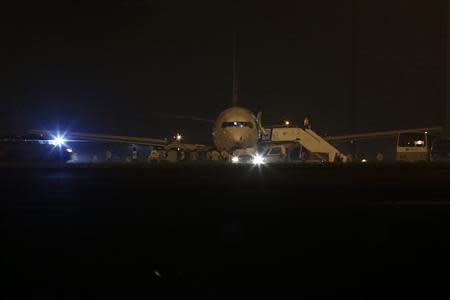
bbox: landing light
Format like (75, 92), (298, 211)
(252, 153), (265, 165)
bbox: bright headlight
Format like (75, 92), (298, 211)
(231, 156), (239, 163)
(252, 154), (265, 165)
(50, 136), (66, 146)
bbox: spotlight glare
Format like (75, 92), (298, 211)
(252, 153), (265, 165)
(50, 135), (66, 146)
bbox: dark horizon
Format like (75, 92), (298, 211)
(2, 0), (448, 144)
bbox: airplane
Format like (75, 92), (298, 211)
(30, 108), (445, 164)
(30, 105), (266, 154)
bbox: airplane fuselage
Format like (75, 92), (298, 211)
(212, 107), (259, 151)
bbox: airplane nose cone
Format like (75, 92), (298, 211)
(230, 132), (243, 143)
(222, 128), (255, 149)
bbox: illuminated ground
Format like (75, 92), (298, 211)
(2, 163), (450, 298)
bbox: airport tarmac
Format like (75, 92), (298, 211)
(2, 163), (450, 298)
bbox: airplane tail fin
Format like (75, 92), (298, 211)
(231, 31), (239, 106)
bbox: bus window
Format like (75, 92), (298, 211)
(397, 132), (427, 147)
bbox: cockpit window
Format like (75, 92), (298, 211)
(221, 121), (254, 129)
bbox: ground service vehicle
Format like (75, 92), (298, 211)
(0, 134), (72, 163)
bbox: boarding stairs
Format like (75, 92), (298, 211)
(267, 127), (344, 162)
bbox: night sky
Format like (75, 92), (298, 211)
(1, 0), (447, 143)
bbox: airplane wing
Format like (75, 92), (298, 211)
(324, 126), (443, 142)
(29, 129), (209, 151)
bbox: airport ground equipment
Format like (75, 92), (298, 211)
(325, 127), (443, 162)
(261, 126), (345, 163)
